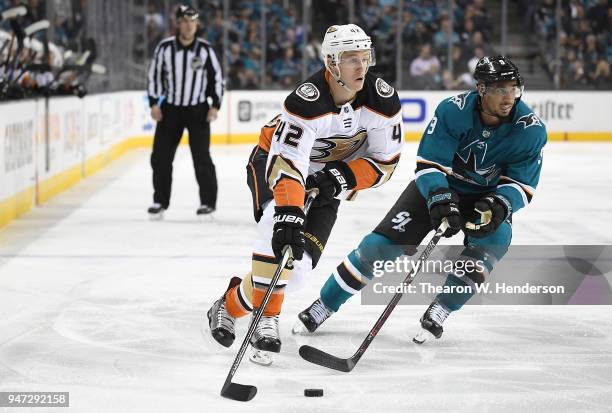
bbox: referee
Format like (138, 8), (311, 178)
(146, 4), (224, 219)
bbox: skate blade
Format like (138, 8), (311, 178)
(149, 212), (164, 221)
(291, 320), (309, 335)
(413, 328), (436, 345)
(197, 215), (214, 222)
(249, 347), (274, 366)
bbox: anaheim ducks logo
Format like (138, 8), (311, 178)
(296, 82), (320, 101)
(326, 26), (339, 33)
(310, 128), (368, 163)
(375, 78), (394, 98)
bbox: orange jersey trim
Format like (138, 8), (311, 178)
(258, 125), (275, 152)
(348, 158), (381, 190)
(273, 178), (305, 207)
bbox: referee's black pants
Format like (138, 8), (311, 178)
(150, 103), (217, 209)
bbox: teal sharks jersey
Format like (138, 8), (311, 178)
(415, 90), (547, 214)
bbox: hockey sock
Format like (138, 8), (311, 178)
(435, 274), (475, 312)
(251, 253), (291, 316)
(225, 274), (253, 318)
(320, 232), (404, 311)
(436, 244), (499, 312)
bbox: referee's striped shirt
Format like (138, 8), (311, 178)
(147, 36), (224, 108)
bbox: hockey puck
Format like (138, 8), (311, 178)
(304, 389), (324, 397)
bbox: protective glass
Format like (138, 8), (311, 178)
(487, 84), (524, 98)
(339, 48), (376, 69)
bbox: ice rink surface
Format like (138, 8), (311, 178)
(1, 143), (611, 412)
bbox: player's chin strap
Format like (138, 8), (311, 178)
(328, 64), (357, 94)
(465, 208), (493, 230)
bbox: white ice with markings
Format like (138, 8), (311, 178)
(0, 143), (611, 412)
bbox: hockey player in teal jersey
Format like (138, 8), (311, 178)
(294, 56), (547, 343)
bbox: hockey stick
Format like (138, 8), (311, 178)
(220, 189), (318, 402)
(4, 20), (50, 95)
(24, 20), (50, 37)
(0, 6), (27, 21)
(298, 219), (450, 372)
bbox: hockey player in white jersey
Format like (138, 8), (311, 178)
(206, 24), (404, 364)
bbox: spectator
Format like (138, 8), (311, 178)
(206, 14), (224, 45)
(460, 18), (475, 45)
(406, 20), (432, 53)
(587, 0), (608, 35)
(433, 17), (460, 53)
(271, 46), (299, 88)
(242, 68), (259, 89)
(409, 42), (441, 89)
(468, 31), (494, 57)
(305, 38), (323, 74)
(583, 34), (610, 87)
(227, 43), (242, 67)
(471, 0), (492, 36)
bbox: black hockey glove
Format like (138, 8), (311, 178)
(271, 206), (306, 261)
(305, 161), (357, 207)
(426, 188), (462, 238)
(464, 193), (511, 239)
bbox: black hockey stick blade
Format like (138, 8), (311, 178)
(299, 345), (355, 372)
(220, 382), (257, 402)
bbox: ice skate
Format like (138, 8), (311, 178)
(292, 298), (334, 334)
(148, 203), (165, 220)
(196, 205), (215, 221)
(413, 300), (450, 344)
(206, 277), (241, 348)
(249, 314), (280, 366)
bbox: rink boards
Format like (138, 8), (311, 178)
(1, 90), (611, 228)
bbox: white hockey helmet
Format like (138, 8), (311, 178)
(321, 24), (375, 67)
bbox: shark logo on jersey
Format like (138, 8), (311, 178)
(191, 56), (203, 70)
(449, 91), (469, 110)
(516, 113), (542, 129)
(452, 147), (501, 186)
(375, 78), (394, 98)
(296, 82), (320, 101)
(391, 211), (412, 232)
(310, 128), (367, 163)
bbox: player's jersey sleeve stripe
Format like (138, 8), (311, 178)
(266, 155), (305, 187)
(498, 175), (535, 199)
(497, 183), (529, 207)
(416, 156), (452, 174)
(415, 167), (445, 179)
(348, 153), (400, 190)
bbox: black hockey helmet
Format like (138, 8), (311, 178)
(176, 4), (199, 20)
(473, 56), (523, 87)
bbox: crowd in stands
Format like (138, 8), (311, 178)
(147, 0), (310, 90)
(524, 0), (611, 89)
(4, 0), (609, 95)
(145, 0), (610, 90)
